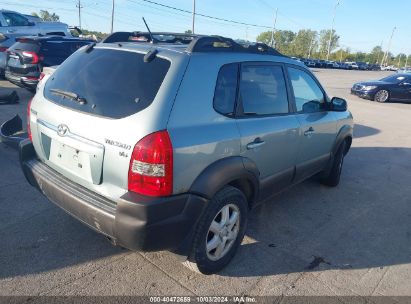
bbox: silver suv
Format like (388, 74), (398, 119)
(20, 33), (353, 274)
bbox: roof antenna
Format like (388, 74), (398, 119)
(142, 17), (155, 43)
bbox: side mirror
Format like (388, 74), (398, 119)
(331, 97), (347, 112)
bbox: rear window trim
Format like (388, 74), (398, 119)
(42, 47), (172, 120)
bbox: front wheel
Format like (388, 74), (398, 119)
(183, 186), (248, 275)
(321, 141), (346, 187)
(374, 90), (389, 103)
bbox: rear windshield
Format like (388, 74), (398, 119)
(9, 41), (40, 53)
(44, 48), (171, 119)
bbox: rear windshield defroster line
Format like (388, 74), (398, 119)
(44, 48), (171, 119)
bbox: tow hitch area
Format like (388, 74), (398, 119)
(0, 91), (19, 105)
(0, 115), (27, 149)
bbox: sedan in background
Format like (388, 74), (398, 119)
(5, 35), (93, 91)
(351, 74), (411, 103)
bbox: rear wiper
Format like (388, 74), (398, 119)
(50, 88), (87, 105)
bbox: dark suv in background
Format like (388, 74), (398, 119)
(5, 35), (93, 91)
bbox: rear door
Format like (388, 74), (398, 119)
(390, 76), (411, 101)
(286, 65), (337, 182)
(235, 62), (300, 198)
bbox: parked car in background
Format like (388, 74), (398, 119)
(337, 62), (349, 70)
(381, 65), (398, 72)
(345, 62), (359, 70)
(0, 32), (20, 77)
(305, 59), (316, 68)
(5, 35), (93, 91)
(357, 62), (369, 70)
(351, 74), (411, 103)
(368, 64), (381, 71)
(397, 67), (411, 74)
(20, 33), (353, 275)
(0, 10), (71, 37)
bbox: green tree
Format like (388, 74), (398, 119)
(318, 29), (339, 58)
(31, 10), (60, 22)
(185, 30), (193, 34)
(290, 29), (317, 58)
(70, 29), (108, 41)
(257, 30), (295, 55)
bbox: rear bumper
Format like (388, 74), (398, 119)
(5, 71), (38, 91)
(19, 140), (208, 255)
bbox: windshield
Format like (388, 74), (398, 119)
(380, 75), (408, 84)
(44, 48), (171, 119)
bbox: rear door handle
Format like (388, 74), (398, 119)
(304, 127), (315, 137)
(246, 138), (265, 150)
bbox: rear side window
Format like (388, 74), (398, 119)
(44, 48), (171, 119)
(40, 41), (90, 60)
(2, 12), (29, 26)
(239, 65), (289, 115)
(213, 63), (238, 116)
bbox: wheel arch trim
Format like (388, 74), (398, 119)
(189, 156), (260, 205)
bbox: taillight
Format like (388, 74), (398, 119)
(39, 72), (45, 81)
(27, 98), (33, 142)
(128, 130), (173, 197)
(0, 47), (8, 52)
(22, 51), (41, 64)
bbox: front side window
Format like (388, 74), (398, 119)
(239, 65), (289, 116)
(2, 13), (29, 26)
(287, 67), (326, 113)
(213, 63), (238, 116)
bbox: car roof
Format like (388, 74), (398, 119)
(15, 35), (94, 43)
(96, 41), (306, 69)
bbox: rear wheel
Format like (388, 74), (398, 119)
(374, 90), (389, 103)
(183, 186), (248, 275)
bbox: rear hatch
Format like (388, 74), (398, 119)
(30, 45), (178, 200)
(6, 39), (41, 77)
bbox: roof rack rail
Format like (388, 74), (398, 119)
(102, 31), (284, 56)
(187, 36), (284, 56)
(102, 31), (197, 44)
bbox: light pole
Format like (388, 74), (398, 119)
(270, 8), (278, 47)
(376, 41), (383, 64)
(76, 0), (83, 29)
(111, 0), (115, 33)
(381, 27), (396, 66)
(192, 0), (196, 34)
(326, 0), (340, 61)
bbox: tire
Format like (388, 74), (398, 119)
(183, 186), (248, 275)
(374, 90), (389, 103)
(321, 141), (346, 187)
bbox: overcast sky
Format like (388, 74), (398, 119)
(2, 0), (409, 55)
